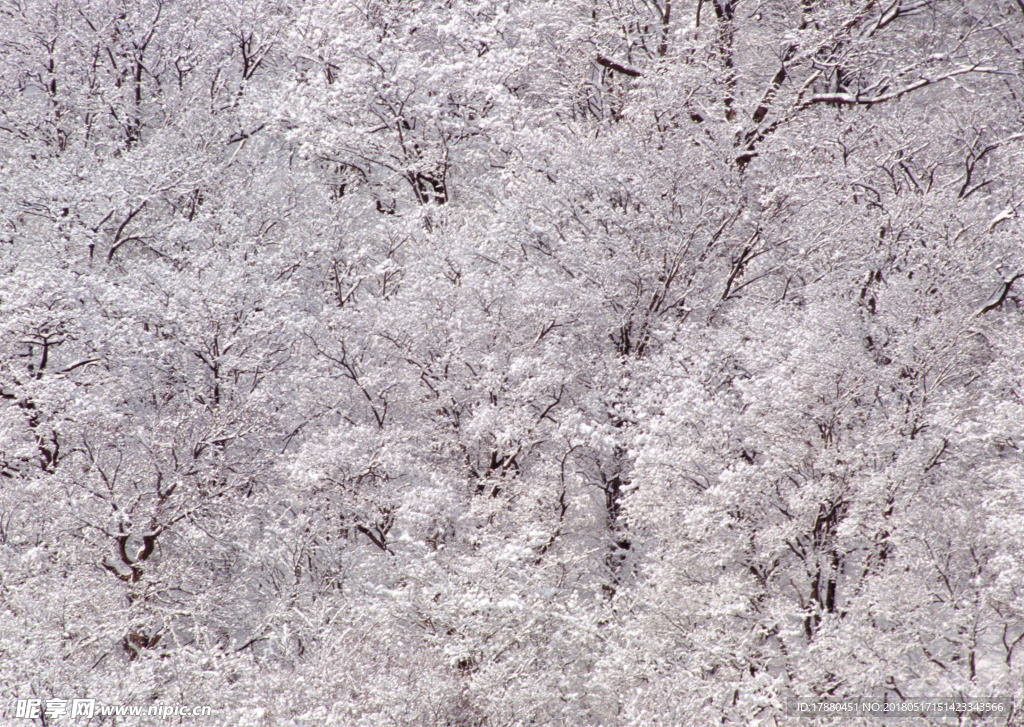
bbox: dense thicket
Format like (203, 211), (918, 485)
(2, 1), (1024, 724)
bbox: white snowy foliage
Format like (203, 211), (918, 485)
(2, 0), (1024, 724)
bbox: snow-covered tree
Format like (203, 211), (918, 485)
(2, 0), (1023, 724)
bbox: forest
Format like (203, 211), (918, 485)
(2, 0), (1024, 724)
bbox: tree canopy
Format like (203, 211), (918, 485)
(2, 0), (1023, 724)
